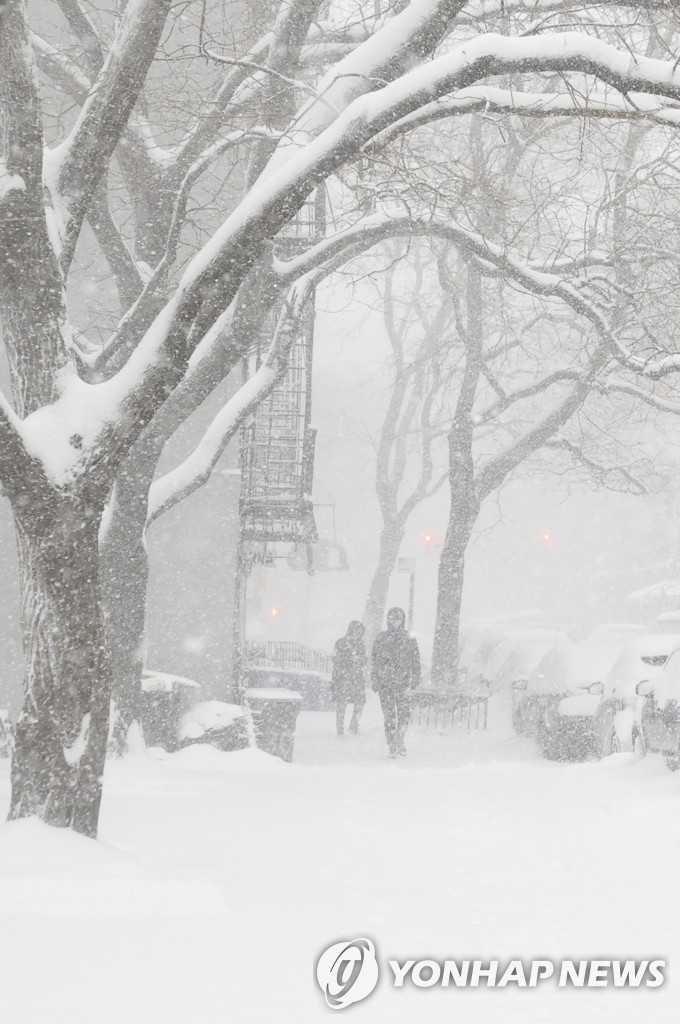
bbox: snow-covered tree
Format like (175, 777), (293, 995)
(5, 0), (680, 834)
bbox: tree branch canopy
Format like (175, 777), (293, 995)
(48, 0), (173, 270)
(9, 3), (680, 488)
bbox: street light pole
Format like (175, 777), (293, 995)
(408, 569), (415, 632)
(398, 556), (417, 632)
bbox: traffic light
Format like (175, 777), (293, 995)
(422, 530), (435, 549)
(539, 528), (555, 546)
(270, 605), (281, 619)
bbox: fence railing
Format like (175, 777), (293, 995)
(245, 640), (333, 676)
(411, 688), (489, 731)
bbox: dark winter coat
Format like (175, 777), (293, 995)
(371, 628), (421, 693)
(331, 634), (367, 703)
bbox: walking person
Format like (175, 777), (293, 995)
(331, 620), (367, 736)
(371, 607), (421, 758)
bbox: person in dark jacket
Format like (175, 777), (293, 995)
(331, 620), (367, 736)
(371, 607), (421, 757)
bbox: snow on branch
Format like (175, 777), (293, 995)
(141, 28), (680, 360)
(476, 368), (585, 424)
(91, 127), (281, 377)
(462, 0), (674, 20)
(595, 380), (680, 415)
(30, 33), (91, 101)
(278, 211), (660, 501)
(544, 436), (647, 496)
(262, 0), (470, 173)
(55, 0), (105, 79)
(171, 32), (273, 171)
(46, 25), (680, 464)
(48, 0), (173, 269)
(146, 276), (316, 525)
(279, 213), (587, 299)
(0, 391), (48, 502)
(201, 47), (320, 105)
(476, 348), (608, 499)
(367, 30), (680, 127)
(376, 85), (680, 146)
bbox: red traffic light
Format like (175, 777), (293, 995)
(539, 529), (555, 546)
(422, 530), (435, 548)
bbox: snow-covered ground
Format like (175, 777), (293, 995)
(0, 692), (678, 1023)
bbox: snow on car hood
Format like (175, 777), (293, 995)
(557, 694), (601, 718)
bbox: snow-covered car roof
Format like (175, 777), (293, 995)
(629, 580), (680, 601)
(603, 634), (680, 699)
(527, 643), (622, 696)
(587, 623), (649, 643)
(495, 643), (557, 689)
(657, 610), (680, 624)
(460, 625), (568, 677)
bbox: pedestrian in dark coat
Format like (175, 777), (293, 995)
(371, 607), (421, 757)
(331, 621), (367, 736)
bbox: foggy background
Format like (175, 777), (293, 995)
(242, 275), (680, 662)
(1, 265), (678, 715)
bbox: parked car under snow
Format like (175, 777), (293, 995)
(632, 640), (680, 770)
(524, 643), (621, 760)
(503, 644), (559, 734)
(593, 634), (679, 757)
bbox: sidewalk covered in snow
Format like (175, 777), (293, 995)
(0, 695), (678, 1023)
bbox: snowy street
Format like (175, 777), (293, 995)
(1, 695), (678, 1023)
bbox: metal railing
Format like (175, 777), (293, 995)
(245, 640), (333, 676)
(411, 688), (489, 731)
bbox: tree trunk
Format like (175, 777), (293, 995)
(100, 432), (165, 752)
(363, 523), (403, 648)
(131, 171), (176, 266)
(431, 434), (479, 691)
(9, 498), (112, 837)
